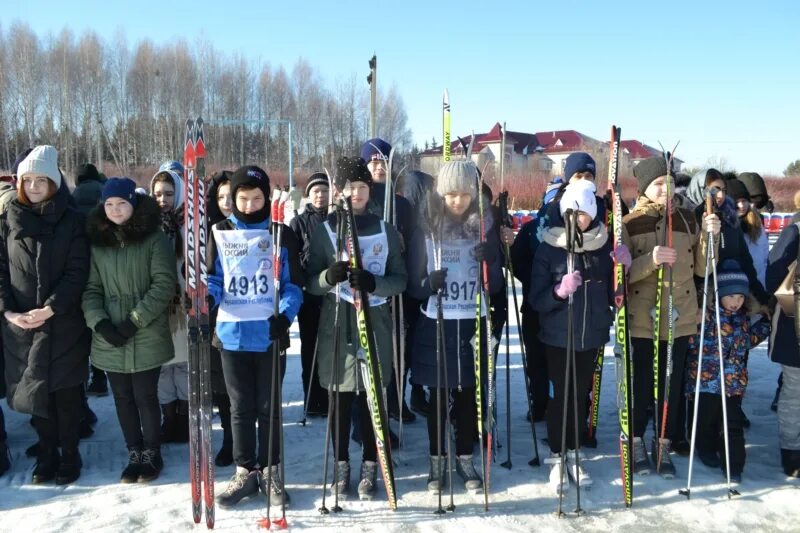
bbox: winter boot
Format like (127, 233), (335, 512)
(698, 449), (721, 469)
(32, 448), (60, 484)
(56, 449), (82, 485)
(217, 466), (260, 507)
(121, 448), (141, 484)
(25, 441), (39, 458)
(357, 460), (378, 501)
(651, 438), (676, 478)
(455, 455), (483, 492)
(546, 452), (567, 495)
(260, 464), (291, 507)
(138, 448), (164, 482)
(427, 455), (446, 493)
(782, 449), (800, 477)
(160, 401), (178, 443)
(410, 384), (430, 417)
(633, 437), (651, 475)
(670, 439), (691, 456)
(331, 460), (351, 498)
(0, 440), (10, 477)
(174, 400), (190, 443)
(565, 449), (593, 487)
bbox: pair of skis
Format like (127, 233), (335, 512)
(184, 117), (214, 529)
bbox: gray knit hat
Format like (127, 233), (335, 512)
(436, 160), (478, 199)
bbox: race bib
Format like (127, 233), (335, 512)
(325, 220), (389, 308)
(213, 227), (275, 323)
(424, 238), (485, 319)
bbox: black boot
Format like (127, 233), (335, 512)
(174, 400), (190, 443)
(782, 448), (800, 477)
(410, 385), (429, 417)
(138, 448), (164, 482)
(160, 401), (178, 444)
(86, 366), (109, 397)
(56, 449), (82, 485)
(32, 448), (60, 484)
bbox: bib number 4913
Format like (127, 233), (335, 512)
(227, 275), (269, 297)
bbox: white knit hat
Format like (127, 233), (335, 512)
(559, 179), (597, 220)
(436, 160), (478, 199)
(16, 145), (62, 188)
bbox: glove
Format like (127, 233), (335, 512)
(325, 261), (350, 285)
(702, 213), (721, 236)
(116, 318), (138, 339)
(268, 313), (291, 341)
(95, 319), (127, 347)
(554, 271), (582, 300)
(473, 242), (494, 263)
(610, 244), (632, 270)
(429, 268), (448, 292)
(349, 269), (377, 293)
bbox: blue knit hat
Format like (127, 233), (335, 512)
(543, 176), (564, 205)
(360, 138), (392, 162)
(564, 152), (596, 181)
(717, 259), (749, 298)
(102, 177), (138, 208)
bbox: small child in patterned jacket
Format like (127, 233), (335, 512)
(686, 259), (770, 483)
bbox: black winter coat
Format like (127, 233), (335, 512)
(71, 175), (105, 215)
(0, 184), (91, 417)
(407, 195), (503, 388)
(767, 219), (800, 368)
(694, 201), (768, 304)
(529, 207), (613, 351)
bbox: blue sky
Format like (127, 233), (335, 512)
(4, 0), (799, 174)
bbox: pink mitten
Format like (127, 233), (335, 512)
(610, 244), (632, 270)
(555, 271), (583, 299)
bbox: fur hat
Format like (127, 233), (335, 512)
(436, 160), (478, 199)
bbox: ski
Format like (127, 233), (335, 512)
(607, 125), (633, 507)
(587, 346), (604, 447)
(339, 185), (398, 511)
(185, 117), (214, 528)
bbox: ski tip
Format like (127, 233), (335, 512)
(256, 518), (270, 529)
(272, 517), (288, 529)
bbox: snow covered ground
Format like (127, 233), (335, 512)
(1, 302), (799, 532)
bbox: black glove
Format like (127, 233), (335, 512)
(325, 261), (350, 285)
(349, 269), (377, 293)
(95, 319), (127, 347)
(429, 268), (448, 292)
(473, 242), (494, 263)
(268, 313), (291, 341)
(116, 318), (138, 339)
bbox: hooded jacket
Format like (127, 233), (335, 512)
(0, 183), (91, 417)
(82, 195), (177, 373)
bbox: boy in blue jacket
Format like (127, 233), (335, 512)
(207, 165), (303, 508)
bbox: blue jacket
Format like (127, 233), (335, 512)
(766, 218), (800, 368)
(208, 215), (303, 352)
(529, 206), (613, 351)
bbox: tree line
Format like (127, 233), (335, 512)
(0, 22), (412, 180)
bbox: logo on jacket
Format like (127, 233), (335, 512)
(258, 239), (269, 252)
(372, 243), (383, 255)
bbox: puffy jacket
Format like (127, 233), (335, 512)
(686, 306), (770, 396)
(529, 207), (614, 351)
(767, 220), (800, 368)
(307, 211), (407, 392)
(622, 196), (712, 340)
(0, 184), (91, 417)
(82, 195), (177, 373)
(207, 214), (303, 353)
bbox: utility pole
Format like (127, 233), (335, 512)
(367, 55), (377, 138)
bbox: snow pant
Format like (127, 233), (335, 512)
(0, 404), (6, 442)
(521, 308), (548, 420)
(157, 362), (189, 403)
(32, 385), (83, 455)
(221, 349), (284, 470)
(298, 297), (328, 413)
(694, 393), (746, 474)
(631, 336), (689, 442)
(108, 367), (162, 450)
(427, 387), (479, 456)
(332, 392), (376, 462)
(778, 365), (800, 450)
(545, 345), (596, 454)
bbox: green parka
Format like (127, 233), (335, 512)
(82, 195), (177, 373)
